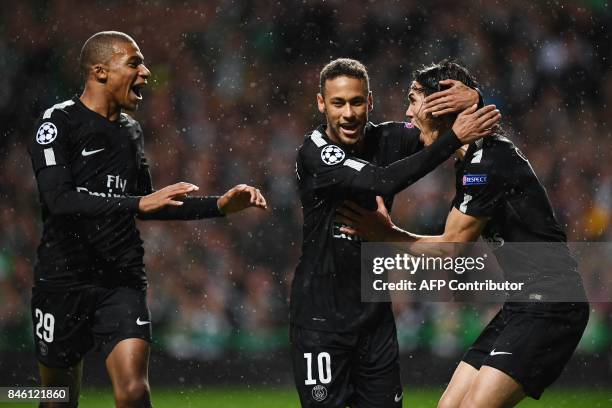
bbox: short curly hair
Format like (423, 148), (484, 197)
(319, 58), (370, 95)
(79, 31), (136, 76)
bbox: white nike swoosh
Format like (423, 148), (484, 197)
(81, 148), (105, 156)
(394, 393), (403, 402)
(136, 317), (150, 326)
(490, 349), (512, 356)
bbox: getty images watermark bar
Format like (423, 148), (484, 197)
(361, 242), (611, 303)
(0, 387), (69, 402)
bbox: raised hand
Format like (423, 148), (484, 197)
(217, 184), (267, 215)
(138, 182), (199, 213)
(452, 104), (501, 144)
(423, 79), (480, 117)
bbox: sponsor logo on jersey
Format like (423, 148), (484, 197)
(321, 145), (345, 165)
(36, 122), (58, 145)
(76, 174), (129, 198)
(462, 173), (488, 186)
(311, 385), (327, 402)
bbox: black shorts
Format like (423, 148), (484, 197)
(31, 286), (152, 368)
(463, 302), (589, 399)
(290, 317), (402, 407)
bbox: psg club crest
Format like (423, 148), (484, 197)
(36, 122), (58, 145)
(38, 340), (48, 356)
(311, 385), (327, 402)
(321, 145), (345, 165)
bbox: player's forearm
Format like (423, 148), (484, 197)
(350, 130), (462, 195)
(382, 226), (458, 257)
(41, 188), (140, 217)
(137, 196), (224, 220)
(37, 167), (140, 217)
(384, 220), (483, 258)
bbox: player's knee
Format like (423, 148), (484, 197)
(458, 391), (488, 408)
(114, 378), (150, 408)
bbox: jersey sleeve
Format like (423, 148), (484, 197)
(137, 196), (224, 220)
(453, 146), (505, 217)
(298, 129), (462, 197)
(297, 135), (369, 191)
(29, 111), (72, 173)
(28, 110), (141, 217)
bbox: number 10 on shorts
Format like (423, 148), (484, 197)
(304, 352), (331, 385)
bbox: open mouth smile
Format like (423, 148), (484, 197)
(130, 83), (144, 100)
(339, 123), (360, 136)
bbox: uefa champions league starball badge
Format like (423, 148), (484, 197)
(321, 145), (345, 165)
(36, 122), (58, 145)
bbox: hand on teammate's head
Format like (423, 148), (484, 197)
(452, 104), (501, 144)
(423, 80), (480, 117)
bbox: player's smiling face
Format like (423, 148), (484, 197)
(405, 81), (429, 131)
(317, 76), (373, 147)
(105, 41), (150, 111)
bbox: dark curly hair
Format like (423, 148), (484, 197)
(319, 58), (370, 96)
(412, 59), (478, 96)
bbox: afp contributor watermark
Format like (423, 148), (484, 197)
(372, 253), (487, 275)
(373, 279), (524, 292)
(361, 242), (605, 303)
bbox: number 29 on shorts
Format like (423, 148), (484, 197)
(34, 308), (55, 343)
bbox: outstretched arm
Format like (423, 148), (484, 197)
(350, 103), (499, 196)
(337, 197), (488, 256)
(35, 165), (196, 218)
(302, 104), (501, 197)
(137, 183), (267, 220)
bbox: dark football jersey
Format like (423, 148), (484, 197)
(453, 135), (585, 300)
(292, 122), (462, 332)
(28, 97), (221, 291)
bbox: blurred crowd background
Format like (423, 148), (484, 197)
(0, 0), (611, 378)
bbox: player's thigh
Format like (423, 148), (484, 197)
(290, 324), (355, 407)
(106, 338), (150, 383)
(481, 302), (588, 400)
(94, 288), (152, 405)
(441, 308), (505, 408)
(459, 365), (524, 408)
(38, 360), (83, 408)
(31, 288), (95, 369)
(106, 338), (151, 403)
(438, 362), (478, 408)
(461, 308), (505, 373)
(92, 287), (152, 358)
(351, 318), (402, 408)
